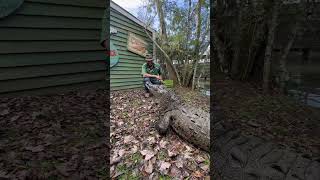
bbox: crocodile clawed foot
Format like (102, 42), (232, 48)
(157, 127), (169, 135)
(156, 117), (170, 135)
(156, 122), (169, 135)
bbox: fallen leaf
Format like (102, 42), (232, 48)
(145, 154), (154, 161)
(140, 150), (155, 161)
(117, 121), (124, 126)
(123, 135), (134, 144)
(175, 161), (183, 168)
(150, 156), (157, 164)
(184, 152), (193, 159)
(182, 170), (190, 178)
(25, 145), (44, 153)
(159, 161), (171, 171)
(112, 170), (124, 178)
(118, 149), (126, 157)
(185, 145), (192, 152)
(200, 164), (209, 171)
(159, 140), (167, 148)
(16, 170), (29, 179)
(196, 155), (205, 163)
(0, 109), (9, 116)
(248, 120), (260, 127)
(31, 111), (45, 119)
(110, 157), (122, 165)
(131, 145), (138, 154)
(168, 149), (178, 157)
(192, 171), (204, 178)
(0, 170), (9, 178)
(10, 115), (20, 122)
(144, 160), (153, 174)
(169, 165), (182, 177)
(110, 165), (115, 174)
(55, 164), (70, 176)
(148, 137), (156, 144)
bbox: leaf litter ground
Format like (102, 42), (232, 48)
(0, 90), (108, 179)
(214, 79), (320, 157)
(110, 88), (210, 179)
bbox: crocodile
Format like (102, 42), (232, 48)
(146, 82), (320, 179)
(145, 82), (210, 151)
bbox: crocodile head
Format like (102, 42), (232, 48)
(145, 82), (181, 104)
(145, 82), (168, 96)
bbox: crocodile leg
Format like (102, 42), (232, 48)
(156, 110), (172, 135)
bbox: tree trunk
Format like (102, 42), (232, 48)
(241, 21), (258, 80)
(192, 0), (202, 90)
(213, 29), (227, 73)
(192, 60), (199, 90)
(230, 1), (244, 79)
(182, 55), (189, 86)
(279, 21), (300, 93)
(197, 63), (206, 89)
(212, 0), (228, 74)
(263, 0), (280, 93)
(197, 72), (203, 89)
(155, 0), (168, 43)
(181, 0), (193, 87)
(154, 0), (179, 84)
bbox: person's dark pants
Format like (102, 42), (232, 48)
(143, 77), (161, 93)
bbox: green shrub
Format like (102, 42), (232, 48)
(163, 80), (173, 88)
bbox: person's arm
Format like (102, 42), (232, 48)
(143, 73), (158, 78)
(141, 64), (157, 78)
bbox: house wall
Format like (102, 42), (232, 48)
(0, 0), (106, 96)
(110, 6), (153, 90)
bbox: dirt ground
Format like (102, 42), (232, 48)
(213, 79), (320, 157)
(0, 90), (108, 179)
(110, 88), (210, 179)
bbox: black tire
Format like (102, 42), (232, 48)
(212, 106), (320, 180)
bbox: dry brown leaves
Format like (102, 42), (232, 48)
(0, 90), (108, 179)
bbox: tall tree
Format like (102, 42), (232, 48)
(212, 0), (315, 92)
(155, 0), (168, 43)
(154, 0), (180, 84)
(192, 0), (203, 90)
(263, 0), (280, 93)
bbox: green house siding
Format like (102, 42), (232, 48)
(0, 0), (106, 96)
(110, 7), (154, 90)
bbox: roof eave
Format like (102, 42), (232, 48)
(110, 1), (156, 34)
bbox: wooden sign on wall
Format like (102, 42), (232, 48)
(127, 32), (148, 57)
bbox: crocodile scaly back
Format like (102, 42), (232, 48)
(146, 82), (210, 151)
